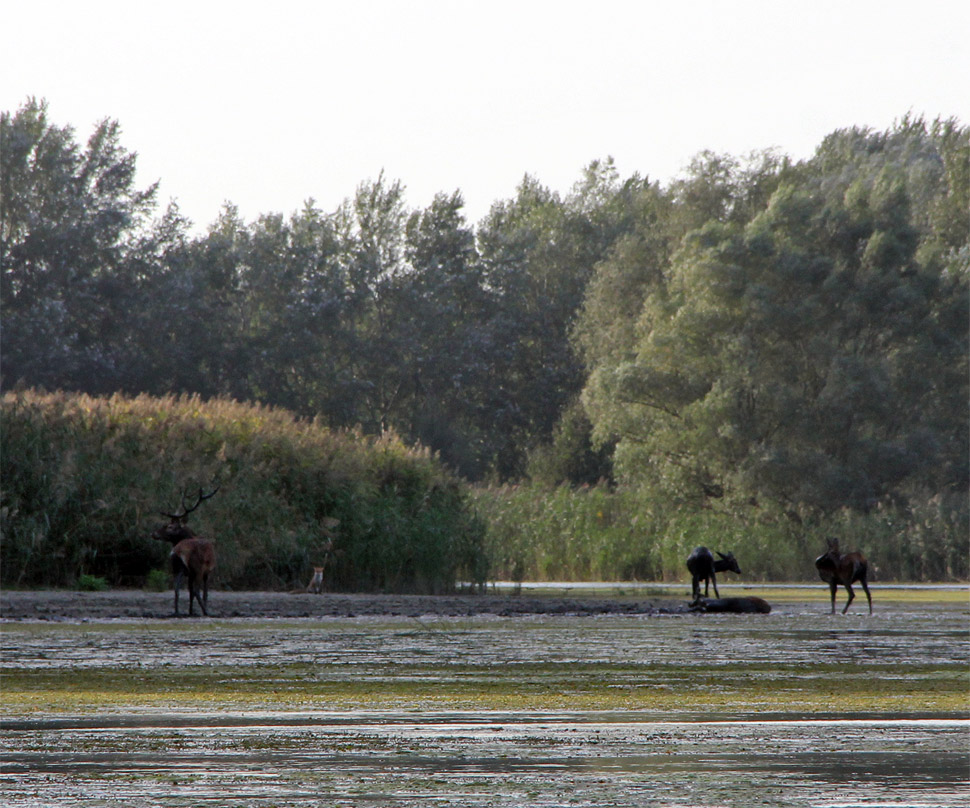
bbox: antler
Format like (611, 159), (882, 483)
(181, 486), (219, 517)
(161, 485), (220, 520)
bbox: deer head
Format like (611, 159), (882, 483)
(152, 486), (219, 545)
(716, 551), (742, 575)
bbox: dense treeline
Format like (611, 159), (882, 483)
(3, 99), (636, 481)
(2, 98), (968, 583)
(0, 390), (487, 591)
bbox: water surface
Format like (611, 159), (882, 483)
(2, 597), (967, 806)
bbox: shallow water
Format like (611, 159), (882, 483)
(2, 713), (967, 807)
(2, 599), (968, 806)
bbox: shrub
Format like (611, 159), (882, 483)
(472, 484), (661, 582)
(144, 569), (170, 592)
(77, 574), (108, 591)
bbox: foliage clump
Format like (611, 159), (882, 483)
(0, 390), (487, 592)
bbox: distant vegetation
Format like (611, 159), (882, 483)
(1, 99), (967, 585)
(2, 390), (964, 590)
(474, 483), (967, 583)
(0, 391), (487, 591)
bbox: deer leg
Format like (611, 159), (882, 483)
(188, 573), (200, 617)
(829, 581), (837, 614)
(173, 568), (184, 616)
(193, 577), (205, 617)
(195, 586), (205, 616)
(860, 579), (872, 615)
(201, 574), (209, 616)
(711, 574), (720, 599)
(841, 584), (855, 614)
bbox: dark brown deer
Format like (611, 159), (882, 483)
(815, 536), (872, 614)
(686, 546), (742, 600)
(152, 487), (218, 616)
(690, 596), (771, 614)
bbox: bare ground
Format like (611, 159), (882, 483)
(0, 588), (686, 621)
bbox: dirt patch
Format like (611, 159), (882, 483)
(0, 589), (686, 621)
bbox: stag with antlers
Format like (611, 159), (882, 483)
(152, 487), (218, 617)
(815, 536), (872, 615)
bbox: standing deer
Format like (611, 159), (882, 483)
(815, 536), (872, 614)
(152, 487), (218, 617)
(686, 546), (742, 601)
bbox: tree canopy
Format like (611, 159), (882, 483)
(578, 119), (968, 517)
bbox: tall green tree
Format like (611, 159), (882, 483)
(477, 164), (653, 479)
(401, 190), (493, 476)
(1, 98), (157, 392)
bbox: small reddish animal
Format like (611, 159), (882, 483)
(690, 596), (771, 614)
(815, 536), (872, 615)
(306, 537), (336, 594)
(152, 487), (218, 617)
(686, 546), (742, 600)
(306, 567), (326, 594)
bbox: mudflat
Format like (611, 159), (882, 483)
(0, 588), (683, 621)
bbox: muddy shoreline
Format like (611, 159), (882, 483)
(0, 589), (687, 621)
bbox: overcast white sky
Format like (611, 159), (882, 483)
(4, 0), (968, 231)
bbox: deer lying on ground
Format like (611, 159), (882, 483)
(686, 546), (742, 600)
(152, 487), (218, 617)
(815, 536), (872, 614)
(690, 596), (771, 614)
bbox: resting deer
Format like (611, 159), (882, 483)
(815, 536), (872, 614)
(686, 546), (742, 600)
(152, 487), (218, 616)
(690, 596), (771, 614)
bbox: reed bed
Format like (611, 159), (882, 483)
(472, 483), (967, 583)
(1, 390), (486, 592)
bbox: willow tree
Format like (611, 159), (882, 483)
(580, 119), (968, 517)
